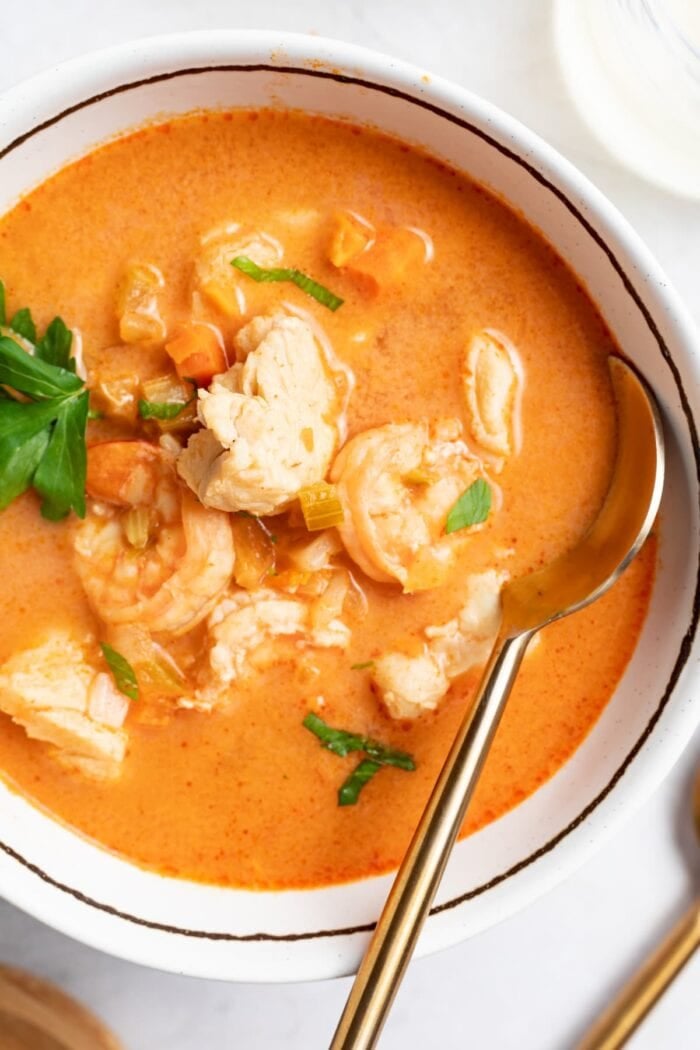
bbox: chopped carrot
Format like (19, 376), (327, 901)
(344, 227), (426, 296)
(86, 440), (163, 507)
(328, 212), (373, 268)
(165, 324), (227, 386)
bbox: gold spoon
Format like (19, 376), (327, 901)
(330, 356), (665, 1050)
(576, 769), (700, 1049)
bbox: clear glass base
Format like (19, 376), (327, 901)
(554, 0), (700, 198)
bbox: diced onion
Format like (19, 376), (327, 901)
(231, 514), (276, 589)
(123, 507), (151, 549)
(117, 263), (166, 344)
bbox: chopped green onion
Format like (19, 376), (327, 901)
(338, 759), (382, 806)
(303, 712), (415, 805)
(100, 642), (139, 701)
(351, 661), (375, 671)
(138, 398), (193, 421)
(445, 477), (492, 534)
(231, 255), (344, 311)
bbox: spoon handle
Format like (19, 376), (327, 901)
(329, 629), (533, 1050)
(577, 898), (700, 1050)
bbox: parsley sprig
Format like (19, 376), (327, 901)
(303, 712), (416, 806)
(0, 281), (88, 520)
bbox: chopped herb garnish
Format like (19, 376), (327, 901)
(351, 660), (376, 671)
(231, 255), (344, 312)
(100, 642), (139, 701)
(445, 477), (492, 534)
(0, 287), (87, 519)
(303, 712), (415, 805)
(10, 307), (37, 344)
(138, 397), (193, 421)
(33, 392), (89, 520)
(338, 759), (382, 806)
(0, 331), (81, 400)
(0, 281), (5, 326)
(36, 316), (75, 372)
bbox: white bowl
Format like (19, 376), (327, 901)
(0, 31), (698, 983)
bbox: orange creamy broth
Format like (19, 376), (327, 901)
(0, 109), (655, 888)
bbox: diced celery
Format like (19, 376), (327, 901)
(299, 482), (344, 531)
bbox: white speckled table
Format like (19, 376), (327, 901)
(0, 2), (699, 1047)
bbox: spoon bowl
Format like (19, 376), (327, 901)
(505, 357), (664, 635)
(332, 355), (666, 1050)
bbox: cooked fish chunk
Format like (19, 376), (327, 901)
(207, 586), (350, 687)
(372, 570), (504, 719)
(331, 419), (483, 591)
(178, 313), (342, 516)
(0, 634), (129, 778)
(463, 329), (522, 468)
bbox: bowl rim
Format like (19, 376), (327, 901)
(0, 29), (698, 980)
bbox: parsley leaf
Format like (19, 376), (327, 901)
(303, 712), (416, 805)
(231, 255), (344, 311)
(0, 404), (53, 510)
(0, 291), (88, 521)
(100, 643), (139, 701)
(0, 335), (82, 399)
(10, 307), (36, 343)
(33, 392), (88, 520)
(36, 316), (74, 372)
(445, 478), (492, 534)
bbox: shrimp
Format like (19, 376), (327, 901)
(206, 584), (351, 688)
(331, 419), (485, 591)
(74, 441), (234, 635)
(372, 570), (505, 719)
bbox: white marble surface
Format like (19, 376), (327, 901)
(0, 2), (699, 1047)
